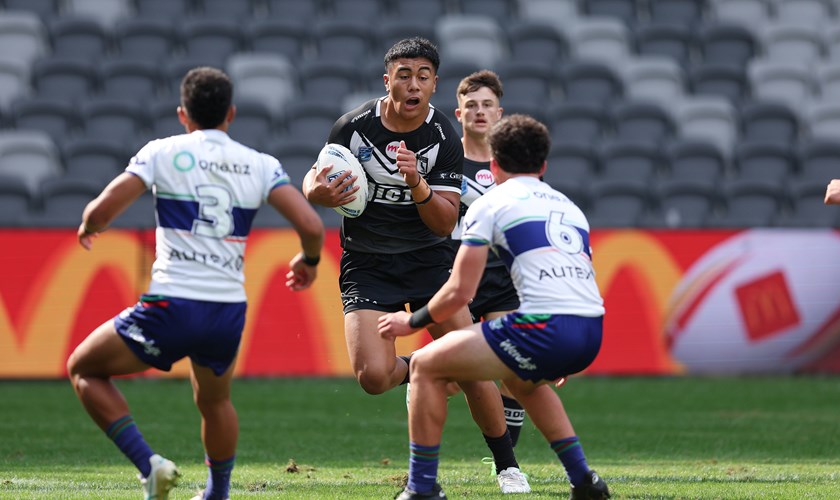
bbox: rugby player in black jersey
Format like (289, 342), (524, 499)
(302, 37), (529, 495)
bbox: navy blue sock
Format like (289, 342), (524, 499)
(551, 436), (590, 487)
(408, 442), (439, 494)
(484, 430), (518, 473)
(203, 454), (235, 500)
(501, 395), (525, 447)
(105, 415), (154, 477)
(399, 355), (412, 385)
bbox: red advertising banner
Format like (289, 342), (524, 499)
(2, 228), (839, 378)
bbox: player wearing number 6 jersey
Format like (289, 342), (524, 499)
(380, 115), (610, 500)
(67, 67), (324, 500)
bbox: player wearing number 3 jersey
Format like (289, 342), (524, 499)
(66, 67), (324, 500)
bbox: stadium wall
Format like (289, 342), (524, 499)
(2, 228), (839, 378)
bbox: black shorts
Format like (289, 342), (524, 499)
(469, 265), (520, 322)
(339, 242), (455, 313)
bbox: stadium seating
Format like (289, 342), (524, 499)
(64, 0), (134, 28)
(436, 15), (508, 69)
(664, 138), (728, 183)
(551, 101), (609, 145)
(0, 130), (62, 196)
(61, 137), (126, 184)
(0, 11), (49, 66)
(0, 57), (31, 111)
(611, 100), (676, 145)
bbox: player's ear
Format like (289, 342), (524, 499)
(176, 106), (189, 127)
(454, 106), (462, 122)
(538, 161), (547, 177)
(227, 104), (236, 124)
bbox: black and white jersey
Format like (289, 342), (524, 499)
(450, 157), (505, 269)
(328, 97), (463, 254)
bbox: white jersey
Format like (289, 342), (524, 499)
(126, 129), (290, 302)
(461, 176), (604, 316)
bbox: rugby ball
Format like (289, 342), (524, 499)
(317, 143), (368, 218)
(665, 230), (840, 374)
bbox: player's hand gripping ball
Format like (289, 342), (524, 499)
(317, 143), (368, 218)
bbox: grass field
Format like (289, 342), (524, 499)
(1, 376), (839, 499)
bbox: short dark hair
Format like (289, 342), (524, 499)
(384, 37), (440, 73)
(457, 70), (504, 101)
(488, 114), (551, 174)
(180, 66), (232, 129)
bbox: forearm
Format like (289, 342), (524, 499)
(411, 181), (457, 236)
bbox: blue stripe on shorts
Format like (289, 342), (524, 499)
(114, 294), (246, 376)
(481, 312), (603, 383)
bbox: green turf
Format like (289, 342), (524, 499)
(1, 377), (838, 498)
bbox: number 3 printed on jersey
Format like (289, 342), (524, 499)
(193, 184), (234, 238)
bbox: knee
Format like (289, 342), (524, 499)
(356, 369), (393, 395)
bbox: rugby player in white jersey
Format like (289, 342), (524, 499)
(380, 114), (611, 500)
(303, 37), (529, 494)
(67, 67), (324, 500)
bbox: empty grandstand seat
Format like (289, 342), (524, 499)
(265, 139), (322, 187)
(312, 19), (376, 63)
(663, 138), (727, 182)
(390, 0), (448, 24)
(774, 0), (835, 24)
(194, 0), (257, 21)
(279, 100), (342, 150)
(113, 18), (177, 64)
(506, 20), (569, 69)
(674, 96), (738, 157)
(581, 0), (639, 26)
(550, 178), (590, 210)
(619, 56), (685, 107)
(298, 59), (360, 101)
(502, 100), (551, 127)
(646, 0), (708, 26)
(633, 23), (696, 68)
(3, 0), (60, 20)
(62, 137), (126, 184)
(180, 18), (244, 66)
(761, 22), (826, 64)
(709, 0), (773, 27)
(265, 0), (320, 21)
(226, 53), (298, 117)
(376, 20), (437, 56)
(696, 22), (758, 68)
(134, 0), (194, 19)
(0, 57), (31, 111)
(99, 59), (162, 104)
(739, 99), (800, 144)
(748, 59), (816, 112)
(824, 24), (840, 60)
(611, 100), (676, 145)
(0, 130), (62, 196)
(64, 0), (134, 28)
(0, 174), (35, 226)
(798, 138), (840, 183)
(10, 97), (83, 145)
(430, 59), (483, 112)
(109, 191), (156, 228)
(557, 60), (624, 105)
(496, 60), (554, 103)
(458, 0), (519, 24)
(597, 139), (664, 181)
(688, 63), (749, 104)
(0, 11), (49, 66)
(586, 178), (652, 228)
(146, 98), (184, 144)
(804, 100), (840, 141)
(816, 61), (840, 101)
(566, 17), (631, 62)
(518, 0), (580, 28)
(732, 140), (797, 184)
(228, 98), (274, 150)
(31, 57), (98, 104)
(645, 178), (720, 227)
(436, 15), (508, 69)
(551, 101), (609, 144)
(713, 178), (785, 227)
(32, 177), (104, 227)
(246, 19), (309, 64)
(48, 16), (111, 62)
(330, 0), (390, 21)
(544, 141), (599, 184)
(342, 90), (382, 114)
(778, 179), (840, 227)
(80, 97), (150, 148)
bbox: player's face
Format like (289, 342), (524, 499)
(385, 57), (437, 121)
(457, 87), (502, 138)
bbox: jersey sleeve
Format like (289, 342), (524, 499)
(426, 113), (463, 192)
(262, 153), (290, 201)
(460, 195), (493, 247)
(125, 140), (158, 189)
